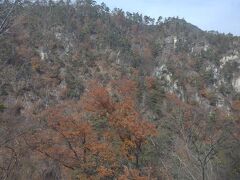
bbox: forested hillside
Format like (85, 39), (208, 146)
(0, 0), (240, 179)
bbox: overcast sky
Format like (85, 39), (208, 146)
(95, 0), (240, 36)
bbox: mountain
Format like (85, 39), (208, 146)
(0, 0), (239, 179)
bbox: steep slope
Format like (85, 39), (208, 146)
(0, 1), (239, 179)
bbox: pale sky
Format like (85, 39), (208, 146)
(95, 0), (240, 36)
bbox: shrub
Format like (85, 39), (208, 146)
(0, 104), (6, 112)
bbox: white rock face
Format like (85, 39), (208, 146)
(164, 36), (177, 49)
(55, 32), (62, 40)
(37, 47), (48, 61)
(216, 96), (225, 108)
(232, 76), (240, 92)
(154, 64), (169, 77)
(173, 36), (177, 49)
(220, 55), (239, 68)
(203, 44), (209, 51)
(154, 64), (184, 100)
(205, 64), (220, 87)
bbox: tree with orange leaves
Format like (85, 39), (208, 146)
(110, 97), (157, 168)
(118, 166), (148, 180)
(81, 81), (114, 117)
(27, 78), (157, 178)
(82, 79), (157, 169)
(26, 102), (117, 179)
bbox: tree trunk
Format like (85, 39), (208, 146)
(202, 165), (205, 180)
(135, 153), (139, 169)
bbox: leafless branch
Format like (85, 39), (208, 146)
(0, 0), (20, 35)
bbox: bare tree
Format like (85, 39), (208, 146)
(0, 0), (20, 35)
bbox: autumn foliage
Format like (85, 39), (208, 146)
(28, 79), (157, 179)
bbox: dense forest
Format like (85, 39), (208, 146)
(0, 0), (240, 179)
